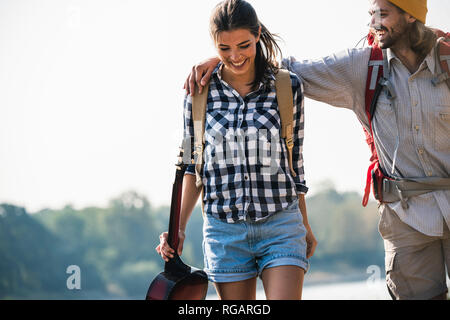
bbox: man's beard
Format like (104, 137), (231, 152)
(373, 19), (410, 49)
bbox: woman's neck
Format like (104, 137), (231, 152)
(221, 64), (256, 95)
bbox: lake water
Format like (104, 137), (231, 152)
(206, 280), (391, 300)
(206, 278), (450, 300)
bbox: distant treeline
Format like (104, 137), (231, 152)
(0, 187), (384, 299)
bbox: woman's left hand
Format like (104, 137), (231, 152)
(304, 224), (318, 259)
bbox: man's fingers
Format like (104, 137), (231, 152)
(185, 74), (198, 96)
(189, 69), (196, 96)
(194, 66), (205, 95)
(201, 69), (213, 87)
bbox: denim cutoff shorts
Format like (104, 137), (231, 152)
(202, 200), (309, 283)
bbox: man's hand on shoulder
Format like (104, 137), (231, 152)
(184, 57), (221, 96)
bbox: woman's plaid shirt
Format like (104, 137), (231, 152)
(183, 64), (308, 223)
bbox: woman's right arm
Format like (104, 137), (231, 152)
(156, 174), (202, 262)
(156, 93), (204, 262)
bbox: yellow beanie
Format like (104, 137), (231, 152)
(388, 0), (428, 24)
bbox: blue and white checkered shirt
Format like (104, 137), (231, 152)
(183, 64), (308, 223)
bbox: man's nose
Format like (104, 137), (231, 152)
(369, 13), (381, 29)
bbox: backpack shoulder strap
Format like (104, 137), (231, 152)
(275, 69), (297, 178)
(432, 30), (450, 89)
(191, 83), (210, 188)
(365, 46), (384, 123)
(362, 46), (385, 207)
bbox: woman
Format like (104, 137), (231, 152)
(156, 0), (317, 300)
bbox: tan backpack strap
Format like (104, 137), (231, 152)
(191, 83), (210, 188)
(275, 69), (297, 178)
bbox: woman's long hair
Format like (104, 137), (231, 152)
(209, 0), (282, 90)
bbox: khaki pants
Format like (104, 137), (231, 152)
(378, 204), (450, 300)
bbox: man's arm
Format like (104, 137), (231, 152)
(184, 48), (370, 115)
(282, 48), (371, 113)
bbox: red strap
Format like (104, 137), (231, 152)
(437, 32), (450, 75)
(365, 46), (383, 125)
(362, 44), (384, 207)
(362, 161), (377, 207)
(432, 29), (450, 39)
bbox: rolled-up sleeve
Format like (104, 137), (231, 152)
(182, 94), (196, 176)
(290, 73), (309, 195)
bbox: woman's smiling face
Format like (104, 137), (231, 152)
(215, 28), (260, 78)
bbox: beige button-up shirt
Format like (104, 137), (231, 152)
(284, 45), (450, 237)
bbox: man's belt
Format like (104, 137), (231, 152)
(381, 177), (450, 209)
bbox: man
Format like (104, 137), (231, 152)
(185, 0), (450, 300)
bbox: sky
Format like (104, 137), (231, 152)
(1, 0), (449, 213)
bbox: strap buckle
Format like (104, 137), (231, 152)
(285, 137), (294, 150)
(394, 185), (409, 210)
(193, 144), (204, 164)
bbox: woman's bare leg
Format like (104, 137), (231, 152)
(261, 266), (305, 300)
(214, 277), (258, 300)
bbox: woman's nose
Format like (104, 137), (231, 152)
(230, 51), (242, 61)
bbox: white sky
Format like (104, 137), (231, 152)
(1, 0), (449, 212)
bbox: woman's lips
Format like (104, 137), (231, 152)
(229, 58), (247, 69)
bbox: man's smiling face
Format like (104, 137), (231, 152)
(368, 0), (415, 49)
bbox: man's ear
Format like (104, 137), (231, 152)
(405, 13), (416, 24)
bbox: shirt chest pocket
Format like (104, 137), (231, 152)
(373, 94), (398, 138)
(434, 106), (450, 153)
(205, 109), (229, 142)
(253, 106), (281, 139)
(376, 94), (395, 115)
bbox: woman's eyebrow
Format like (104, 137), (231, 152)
(219, 40), (251, 47)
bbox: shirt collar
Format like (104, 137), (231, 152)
(424, 46), (437, 75)
(212, 62), (276, 92)
(386, 46), (437, 75)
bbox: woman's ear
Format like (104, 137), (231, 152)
(256, 25), (262, 42)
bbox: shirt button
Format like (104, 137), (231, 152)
(426, 171), (433, 177)
(418, 148), (424, 155)
(244, 176), (249, 180)
(415, 125), (420, 131)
